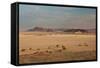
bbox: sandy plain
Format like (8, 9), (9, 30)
(19, 32), (96, 64)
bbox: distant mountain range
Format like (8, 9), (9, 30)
(27, 27), (96, 33)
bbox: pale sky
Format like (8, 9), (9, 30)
(19, 4), (96, 31)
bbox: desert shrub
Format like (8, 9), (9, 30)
(57, 49), (62, 52)
(84, 43), (88, 46)
(46, 50), (49, 53)
(78, 44), (82, 46)
(48, 46), (51, 49)
(33, 51), (38, 54)
(37, 48), (40, 50)
(48, 51), (52, 54)
(21, 49), (26, 52)
(56, 44), (59, 48)
(29, 48), (32, 50)
(45, 50), (52, 54)
(62, 45), (66, 50)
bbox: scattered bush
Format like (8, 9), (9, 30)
(56, 44), (59, 48)
(57, 49), (62, 52)
(78, 44), (82, 46)
(45, 50), (49, 53)
(21, 49), (26, 52)
(48, 51), (52, 53)
(29, 48), (32, 50)
(37, 48), (40, 50)
(84, 43), (88, 46)
(62, 45), (66, 50)
(48, 46), (51, 49)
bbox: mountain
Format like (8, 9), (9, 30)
(87, 29), (96, 33)
(27, 27), (54, 32)
(27, 27), (96, 33)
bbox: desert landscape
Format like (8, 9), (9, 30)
(19, 5), (96, 64)
(19, 31), (96, 64)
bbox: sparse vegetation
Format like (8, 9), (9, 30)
(21, 49), (26, 52)
(37, 48), (40, 50)
(48, 51), (52, 54)
(62, 45), (66, 50)
(19, 32), (96, 64)
(56, 44), (59, 48)
(78, 44), (82, 46)
(78, 43), (88, 46)
(57, 49), (62, 52)
(45, 50), (49, 53)
(84, 43), (88, 46)
(29, 48), (32, 50)
(48, 46), (51, 49)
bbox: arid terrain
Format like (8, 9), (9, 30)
(19, 32), (96, 64)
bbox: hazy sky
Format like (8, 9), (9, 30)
(19, 4), (96, 31)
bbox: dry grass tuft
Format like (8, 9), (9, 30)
(21, 49), (26, 52)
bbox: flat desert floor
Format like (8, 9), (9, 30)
(19, 32), (96, 64)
